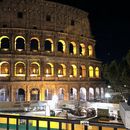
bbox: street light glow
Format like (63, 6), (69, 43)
(105, 93), (111, 98)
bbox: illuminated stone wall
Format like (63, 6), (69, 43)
(0, 0), (106, 102)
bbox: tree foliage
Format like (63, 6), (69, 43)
(102, 50), (130, 98)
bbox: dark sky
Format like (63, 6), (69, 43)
(49, 0), (130, 63)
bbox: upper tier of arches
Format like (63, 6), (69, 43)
(0, 35), (95, 57)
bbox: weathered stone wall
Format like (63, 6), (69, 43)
(0, 0), (91, 37)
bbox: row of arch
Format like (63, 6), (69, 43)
(0, 36), (94, 56)
(0, 61), (100, 78)
(0, 87), (105, 102)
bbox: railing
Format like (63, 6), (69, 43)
(0, 114), (126, 130)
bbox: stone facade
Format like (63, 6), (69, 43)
(0, 0), (106, 102)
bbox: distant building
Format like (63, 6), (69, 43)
(0, 0), (105, 102)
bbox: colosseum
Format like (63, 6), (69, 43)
(0, 0), (106, 102)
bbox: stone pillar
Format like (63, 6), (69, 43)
(94, 87), (97, 100)
(40, 60), (44, 79)
(26, 86), (30, 101)
(66, 62), (70, 79)
(11, 34), (15, 51)
(41, 86), (45, 101)
(26, 34), (30, 52)
(65, 86), (69, 101)
(26, 60), (30, 80)
(77, 42), (80, 56)
(54, 63), (58, 78)
(10, 85), (14, 102)
(10, 60), (14, 81)
(66, 39), (69, 56)
(86, 87), (89, 101)
(77, 87), (80, 101)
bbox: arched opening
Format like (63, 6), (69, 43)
(70, 65), (77, 77)
(69, 42), (76, 55)
(79, 43), (85, 56)
(57, 64), (66, 77)
(0, 36), (10, 51)
(95, 87), (100, 99)
(0, 88), (9, 101)
(57, 40), (65, 53)
(44, 39), (53, 52)
(69, 88), (77, 100)
(80, 87), (86, 101)
(30, 38), (39, 51)
(95, 67), (100, 78)
(89, 87), (94, 100)
(89, 66), (94, 78)
(15, 36), (25, 51)
(45, 89), (52, 100)
(45, 63), (54, 77)
(16, 88), (25, 101)
(30, 62), (40, 76)
(88, 45), (93, 56)
(69, 43), (73, 54)
(79, 65), (86, 78)
(30, 88), (40, 101)
(0, 61), (10, 77)
(58, 88), (64, 100)
(57, 64), (63, 77)
(15, 62), (26, 76)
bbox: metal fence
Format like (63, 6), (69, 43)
(0, 114), (126, 130)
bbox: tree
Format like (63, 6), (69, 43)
(103, 60), (119, 91)
(102, 50), (130, 100)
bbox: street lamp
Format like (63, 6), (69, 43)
(107, 85), (111, 89)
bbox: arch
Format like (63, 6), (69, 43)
(16, 88), (25, 101)
(30, 38), (40, 51)
(30, 88), (40, 101)
(0, 88), (9, 101)
(95, 67), (100, 78)
(88, 45), (93, 56)
(95, 87), (100, 99)
(79, 43), (85, 56)
(57, 40), (66, 53)
(15, 62), (26, 76)
(44, 38), (54, 52)
(45, 89), (52, 100)
(89, 87), (94, 100)
(45, 63), (54, 76)
(80, 87), (86, 101)
(57, 64), (66, 77)
(69, 88), (77, 100)
(0, 61), (10, 76)
(30, 62), (40, 76)
(58, 88), (64, 100)
(0, 36), (10, 51)
(15, 36), (25, 51)
(69, 42), (76, 55)
(70, 64), (77, 77)
(79, 65), (86, 78)
(89, 66), (94, 78)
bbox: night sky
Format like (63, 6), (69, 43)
(49, 0), (130, 63)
